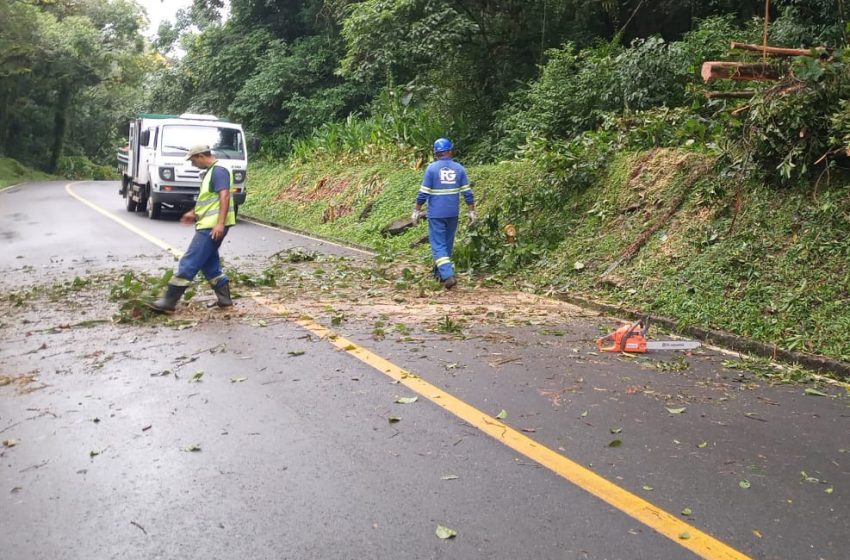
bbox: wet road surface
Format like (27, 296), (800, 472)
(1, 181), (849, 560)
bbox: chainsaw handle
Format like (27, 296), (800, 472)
(596, 333), (618, 352)
(596, 319), (644, 353)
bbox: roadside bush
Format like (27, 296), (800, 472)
(57, 156), (117, 180)
(456, 129), (617, 273)
(492, 16), (745, 159)
(736, 50), (850, 185)
(0, 157), (53, 187)
(492, 42), (620, 157)
(290, 85), (460, 164)
(829, 97), (850, 156)
(770, 0), (848, 48)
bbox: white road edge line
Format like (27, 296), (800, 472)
(241, 217), (376, 256)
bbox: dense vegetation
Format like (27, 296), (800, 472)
(4, 1), (849, 175)
(4, 0), (850, 362)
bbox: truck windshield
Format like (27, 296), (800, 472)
(161, 125), (245, 160)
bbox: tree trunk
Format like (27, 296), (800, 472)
(701, 62), (781, 82)
(48, 84), (72, 173)
(0, 89), (8, 156)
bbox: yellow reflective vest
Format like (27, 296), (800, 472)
(195, 161), (236, 230)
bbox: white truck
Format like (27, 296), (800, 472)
(117, 113), (249, 219)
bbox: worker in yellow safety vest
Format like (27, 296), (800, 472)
(148, 144), (236, 313)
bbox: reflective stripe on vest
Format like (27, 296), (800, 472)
(195, 162), (236, 230)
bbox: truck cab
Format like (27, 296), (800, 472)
(118, 113), (248, 219)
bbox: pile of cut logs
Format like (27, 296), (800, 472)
(701, 42), (827, 99)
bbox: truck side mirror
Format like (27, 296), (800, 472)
(250, 137), (261, 153)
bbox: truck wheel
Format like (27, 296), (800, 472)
(146, 196), (162, 220)
(125, 189), (138, 212)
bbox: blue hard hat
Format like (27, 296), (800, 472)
(433, 137), (453, 154)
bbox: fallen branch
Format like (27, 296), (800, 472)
(705, 90), (756, 99)
(730, 41), (826, 58)
(731, 104), (752, 117)
(599, 189), (688, 279)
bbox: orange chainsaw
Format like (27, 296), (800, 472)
(596, 318), (701, 353)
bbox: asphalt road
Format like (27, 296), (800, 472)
(1, 181), (848, 560)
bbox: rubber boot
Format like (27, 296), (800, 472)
(147, 284), (187, 313)
(212, 280), (233, 308)
(443, 276), (457, 290)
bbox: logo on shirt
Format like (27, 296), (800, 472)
(439, 167), (457, 184)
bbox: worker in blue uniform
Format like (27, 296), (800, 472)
(412, 138), (476, 289)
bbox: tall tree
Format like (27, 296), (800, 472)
(0, 0), (147, 169)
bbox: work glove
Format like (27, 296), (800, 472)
(411, 208), (422, 225)
(467, 210), (477, 225)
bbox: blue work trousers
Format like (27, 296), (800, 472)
(175, 228), (229, 287)
(428, 216), (458, 281)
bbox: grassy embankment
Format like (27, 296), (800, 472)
(0, 157), (53, 189)
(243, 150), (850, 362)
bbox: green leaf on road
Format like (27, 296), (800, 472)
(436, 525), (457, 539)
(679, 532), (690, 540)
(396, 396), (418, 404)
(181, 444), (202, 452)
(230, 377), (247, 383)
(288, 351), (305, 357)
(189, 371), (204, 383)
(825, 486), (834, 494)
(495, 409), (508, 420)
(608, 439), (622, 448)
(739, 480), (751, 489)
(800, 471), (820, 483)
(666, 407), (687, 414)
(388, 416), (401, 423)
(697, 441), (708, 448)
(610, 427), (622, 434)
(642, 485), (653, 491)
(803, 388), (829, 397)
(441, 475), (459, 481)
(681, 507), (693, 516)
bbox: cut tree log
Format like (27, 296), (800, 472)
(730, 42), (825, 57)
(705, 90), (756, 99)
(701, 62), (781, 82)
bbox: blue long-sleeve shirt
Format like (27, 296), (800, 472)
(416, 157), (474, 218)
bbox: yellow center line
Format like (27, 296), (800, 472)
(65, 182), (751, 560)
(64, 182), (184, 259)
(256, 297), (752, 560)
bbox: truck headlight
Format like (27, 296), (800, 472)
(159, 167), (175, 181)
(233, 170), (246, 184)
